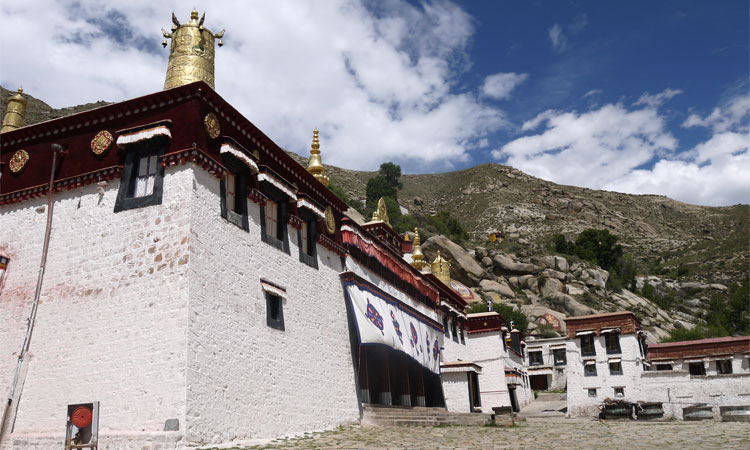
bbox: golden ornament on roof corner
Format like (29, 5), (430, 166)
(1, 88), (28, 133)
(306, 129), (330, 187)
(431, 250), (451, 285)
(410, 228), (427, 270)
(162, 9), (225, 90)
(370, 197), (390, 226)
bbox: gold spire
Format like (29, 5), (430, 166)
(410, 228), (427, 270)
(306, 129), (330, 187)
(431, 250), (451, 285)
(370, 197), (390, 225)
(1, 88), (28, 133)
(162, 10), (225, 90)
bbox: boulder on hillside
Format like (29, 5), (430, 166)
(422, 235), (484, 286)
(544, 292), (594, 317)
(479, 279), (515, 298)
(540, 278), (565, 297)
(492, 254), (541, 276)
(554, 256), (569, 272)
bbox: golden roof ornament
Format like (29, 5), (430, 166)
(370, 197), (390, 226)
(1, 88), (28, 133)
(431, 250), (451, 285)
(410, 228), (427, 270)
(306, 129), (330, 187)
(162, 9), (225, 90)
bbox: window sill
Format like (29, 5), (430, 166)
(262, 232), (290, 254)
(299, 251), (318, 269)
(223, 210), (249, 231)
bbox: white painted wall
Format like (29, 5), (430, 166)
(1, 168), (193, 447)
(525, 336), (569, 391)
(467, 332), (509, 410)
(184, 167), (360, 445)
(441, 372), (471, 413)
(566, 333), (645, 417)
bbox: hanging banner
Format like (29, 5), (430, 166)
(342, 274), (443, 374)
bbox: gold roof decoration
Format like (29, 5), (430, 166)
(306, 129), (330, 187)
(410, 228), (427, 270)
(1, 88), (28, 133)
(162, 9), (225, 90)
(370, 197), (390, 226)
(431, 250), (451, 285)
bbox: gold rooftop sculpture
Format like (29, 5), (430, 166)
(1, 88), (28, 133)
(162, 10), (225, 90)
(306, 129), (330, 187)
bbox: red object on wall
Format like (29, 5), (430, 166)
(71, 406), (92, 428)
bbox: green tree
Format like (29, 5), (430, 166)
(365, 176), (397, 207)
(379, 162), (403, 189)
(573, 229), (623, 271)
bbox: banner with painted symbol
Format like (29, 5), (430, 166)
(342, 275), (443, 374)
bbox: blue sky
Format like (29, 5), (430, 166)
(0, 1), (747, 206)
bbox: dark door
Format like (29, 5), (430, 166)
(467, 372), (482, 412)
(509, 387), (519, 412)
(530, 374), (548, 391)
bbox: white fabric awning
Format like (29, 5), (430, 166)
(684, 358), (705, 363)
(652, 360), (674, 365)
(441, 362), (482, 374)
(608, 358), (622, 363)
(220, 143), (259, 173)
(297, 198), (325, 219)
(117, 123), (171, 145)
(576, 330), (595, 336)
(258, 172), (297, 200)
(707, 355), (733, 361)
(260, 279), (286, 297)
(584, 359), (596, 365)
(600, 328), (621, 334)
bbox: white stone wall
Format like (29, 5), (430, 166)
(466, 332), (510, 410)
(506, 349), (534, 409)
(640, 354), (750, 419)
(1, 168), (193, 446)
(566, 333), (644, 417)
(441, 372), (471, 413)
(184, 168), (360, 445)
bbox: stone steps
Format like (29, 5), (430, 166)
(362, 405), (493, 427)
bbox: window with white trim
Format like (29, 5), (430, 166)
(584, 361), (597, 377)
(259, 179), (290, 254)
(553, 348), (567, 366)
(716, 359), (733, 375)
(609, 361), (623, 375)
(220, 155), (250, 231)
(297, 210), (318, 269)
(588, 388), (597, 398)
(580, 334), (596, 357)
(0, 256), (8, 294)
(114, 138), (167, 212)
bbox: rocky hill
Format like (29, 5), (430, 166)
(5, 86), (748, 341)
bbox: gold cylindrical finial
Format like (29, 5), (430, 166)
(1, 88), (28, 133)
(162, 10), (225, 90)
(307, 129), (330, 187)
(431, 250), (451, 285)
(411, 228), (427, 270)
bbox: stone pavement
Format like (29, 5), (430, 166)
(201, 418), (750, 449)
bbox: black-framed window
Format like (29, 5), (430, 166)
(451, 315), (459, 343)
(220, 157), (249, 231)
(580, 334), (596, 357)
(588, 388), (597, 398)
(609, 361), (623, 375)
(459, 320), (465, 345)
(529, 351), (544, 366)
(604, 333), (621, 354)
(584, 361), (597, 377)
(655, 364), (672, 371)
(553, 348), (567, 366)
(265, 292), (285, 331)
(260, 184), (290, 254)
(297, 211), (318, 269)
(502, 332), (507, 351)
(442, 307), (450, 338)
(688, 362), (706, 376)
(114, 138), (167, 212)
(614, 387), (624, 398)
(716, 359), (733, 375)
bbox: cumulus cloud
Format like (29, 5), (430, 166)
(633, 88), (683, 108)
(481, 72), (528, 100)
(494, 93), (750, 206)
(0, 0), (507, 172)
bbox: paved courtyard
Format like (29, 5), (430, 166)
(201, 418), (750, 449)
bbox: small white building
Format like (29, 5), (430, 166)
(524, 336), (569, 391)
(564, 312), (647, 418)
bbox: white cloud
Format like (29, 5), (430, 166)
(0, 0), (507, 172)
(495, 93), (750, 206)
(548, 23), (567, 52)
(582, 89), (602, 98)
(633, 88), (683, 108)
(481, 72), (528, 100)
